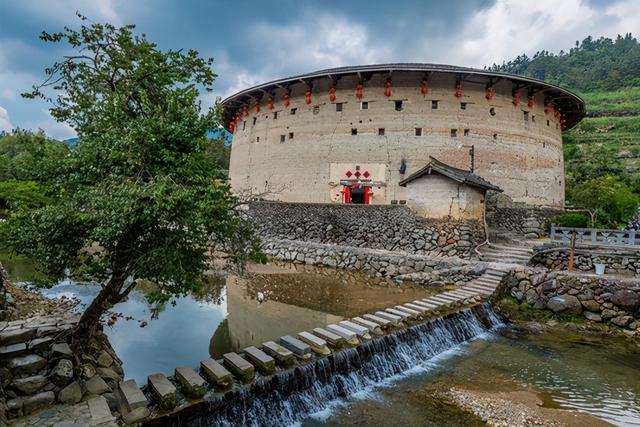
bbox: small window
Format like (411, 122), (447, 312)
(489, 107), (496, 116)
(556, 123), (559, 129)
(288, 132), (294, 140)
(361, 101), (369, 110)
(532, 115), (536, 122)
(395, 100), (403, 111)
(280, 135), (285, 143)
(450, 129), (457, 137)
(313, 105), (320, 115)
(336, 103), (343, 112)
(460, 102), (467, 110)
(432, 100), (439, 109)
(378, 128), (385, 136)
(463, 129), (469, 136)
(351, 128), (358, 135)
(524, 111), (529, 122)
(273, 111), (278, 119)
(242, 121), (246, 130)
(547, 119), (550, 126)
(252, 117), (257, 126)
(493, 133), (498, 140)
(415, 127), (422, 136)
(290, 108), (297, 115)
(256, 136), (260, 143)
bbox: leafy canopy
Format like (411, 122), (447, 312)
(3, 15), (262, 304)
(569, 175), (639, 228)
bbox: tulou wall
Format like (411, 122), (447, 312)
(229, 71), (565, 207)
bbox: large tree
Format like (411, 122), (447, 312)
(2, 15), (262, 347)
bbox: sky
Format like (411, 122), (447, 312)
(0, 0), (639, 140)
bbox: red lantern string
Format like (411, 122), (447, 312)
(356, 82), (363, 99)
(420, 78), (429, 95)
(304, 90), (312, 105)
(485, 86), (494, 101)
(253, 100), (260, 113)
(455, 82), (462, 98)
(329, 86), (337, 102)
(267, 97), (274, 109)
(512, 90), (521, 106)
(384, 80), (392, 97)
(228, 122), (235, 132)
(242, 105), (249, 117)
(283, 92), (290, 107)
(528, 95), (535, 108)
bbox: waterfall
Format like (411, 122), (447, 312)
(147, 304), (503, 427)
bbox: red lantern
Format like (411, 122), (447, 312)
(228, 122), (235, 133)
(242, 105), (249, 117)
(267, 97), (274, 109)
(304, 89), (312, 105)
(485, 86), (494, 101)
(512, 90), (521, 106)
(329, 86), (336, 102)
(235, 112), (241, 124)
(356, 82), (363, 99)
(528, 95), (535, 108)
(283, 92), (290, 107)
(545, 102), (553, 114)
(420, 78), (429, 95)
(253, 100), (260, 113)
(455, 82), (462, 98)
(384, 80), (392, 97)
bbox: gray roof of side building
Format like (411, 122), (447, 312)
(398, 156), (503, 192)
(221, 62), (585, 129)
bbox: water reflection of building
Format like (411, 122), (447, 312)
(209, 275), (342, 359)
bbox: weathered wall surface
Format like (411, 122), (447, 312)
(405, 175), (485, 220)
(230, 72), (565, 207)
(500, 267), (640, 333)
(485, 192), (562, 238)
(533, 243), (640, 275)
(261, 239), (484, 286)
(248, 202), (485, 258)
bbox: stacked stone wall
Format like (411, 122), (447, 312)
(262, 239), (485, 286)
(249, 202), (485, 258)
(532, 243), (640, 275)
(485, 192), (562, 238)
(500, 267), (640, 334)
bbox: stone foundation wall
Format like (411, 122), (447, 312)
(532, 244), (640, 275)
(500, 267), (640, 334)
(485, 192), (562, 238)
(249, 202), (485, 258)
(262, 239), (485, 286)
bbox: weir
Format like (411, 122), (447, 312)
(143, 304), (503, 427)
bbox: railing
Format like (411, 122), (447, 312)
(550, 224), (637, 247)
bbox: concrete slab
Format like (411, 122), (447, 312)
(312, 328), (345, 346)
(385, 308), (412, 319)
(338, 321), (371, 339)
(118, 379), (148, 412)
(174, 367), (206, 398)
(351, 317), (383, 335)
(147, 373), (177, 409)
(326, 324), (359, 345)
(243, 346), (276, 374)
(262, 341), (295, 365)
(297, 332), (331, 355)
(362, 313), (392, 327)
(279, 336), (312, 359)
(87, 395), (116, 424)
(374, 311), (402, 325)
(200, 358), (233, 388)
(403, 303), (428, 313)
(223, 352), (255, 382)
(411, 300), (437, 309)
(0, 342), (27, 358)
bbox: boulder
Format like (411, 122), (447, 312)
(581, 299), (601, 312)
(601, 309), (617, 319)
(50, 359), (74, 386)
(9, 354), (47, 376)
(59, 381), (83, 404)
(96, 351), (114, 368)
(22, 391), (54, 414)
(611, 315), (633, 327)
(583, 312), (602, 322)
(11, 375), (48, 395)
(611, 290), (640, 311)
(546, 295), (582, 315)
(86, 374), (110, 395)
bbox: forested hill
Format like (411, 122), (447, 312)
(489, 34), (640, 226)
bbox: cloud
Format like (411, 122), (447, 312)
(34, 117), (76, 140)
(0, 106), (13, 132)
(9, 0), (125, 26)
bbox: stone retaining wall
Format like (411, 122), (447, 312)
(499, 267), (640, 334)
(485, 192), (562, 238)
(532, 243), (640, 275)
(249, 202), (485, 258)
(262, 239), (485, 286)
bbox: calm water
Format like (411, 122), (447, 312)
(3, 257), (639, 426)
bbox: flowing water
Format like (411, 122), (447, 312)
(2, 256), (639, 426)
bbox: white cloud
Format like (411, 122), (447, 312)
(0, 106), (13, 133)
(33, 115), (76, 140)
(11, 0), (125, 26)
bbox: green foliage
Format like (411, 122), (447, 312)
(1, 15), (263, 339)
(580, 87), (640, 114)
(488, 34), (640, 92)
(0, 180), (50, 215)
(568, 176), (639, 227)
(206, 138), (230, 172)
(548, 213), (590, 228)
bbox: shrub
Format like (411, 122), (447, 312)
(549, 213), (590, 228)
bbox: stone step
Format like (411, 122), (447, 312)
(147, 373), (177, 409)
(0, 327), (36, 346)
(433, 294), (462, 302)
(420, 298), (447, 307)
(118, 379), (148, 413)
(174, 367), (206, 398)
(88, 395), (117, 425)
(448, 289), (478, 298)
(298, 332), (331, 355)
(472, 279), (500, 287)
(393, 306), (421, 317)
(412, 300), (438, 309)
(483, 250), (532, 258)
(9, 354), (47, 375)
(444, 292), (473, 301)
(326, 324), (359, 344)
(385, 308), (413, 319)
(428, 296), (458, 305)
(362, 313), (392, 327)
(279, 335), (312, 359)
(200, 358), (233, 388)
(351, 317), (383, 335)
(338, 320), (371, 339)
(262, 341), (295, 365)
(312, 328), (346, 346)
(243, 346), (276, 374)
(464, 286), (494, 295)
(223, 352), (256, 381)
(0, 343), (28, 358)
(402, 303), (429, 313)
(488, 244), (533, 253)
(374, 311), (402, 325)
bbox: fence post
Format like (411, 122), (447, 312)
(591, 229), (597, 243)
(630, 230), (636, 246)
(550, 223), (556, 241)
